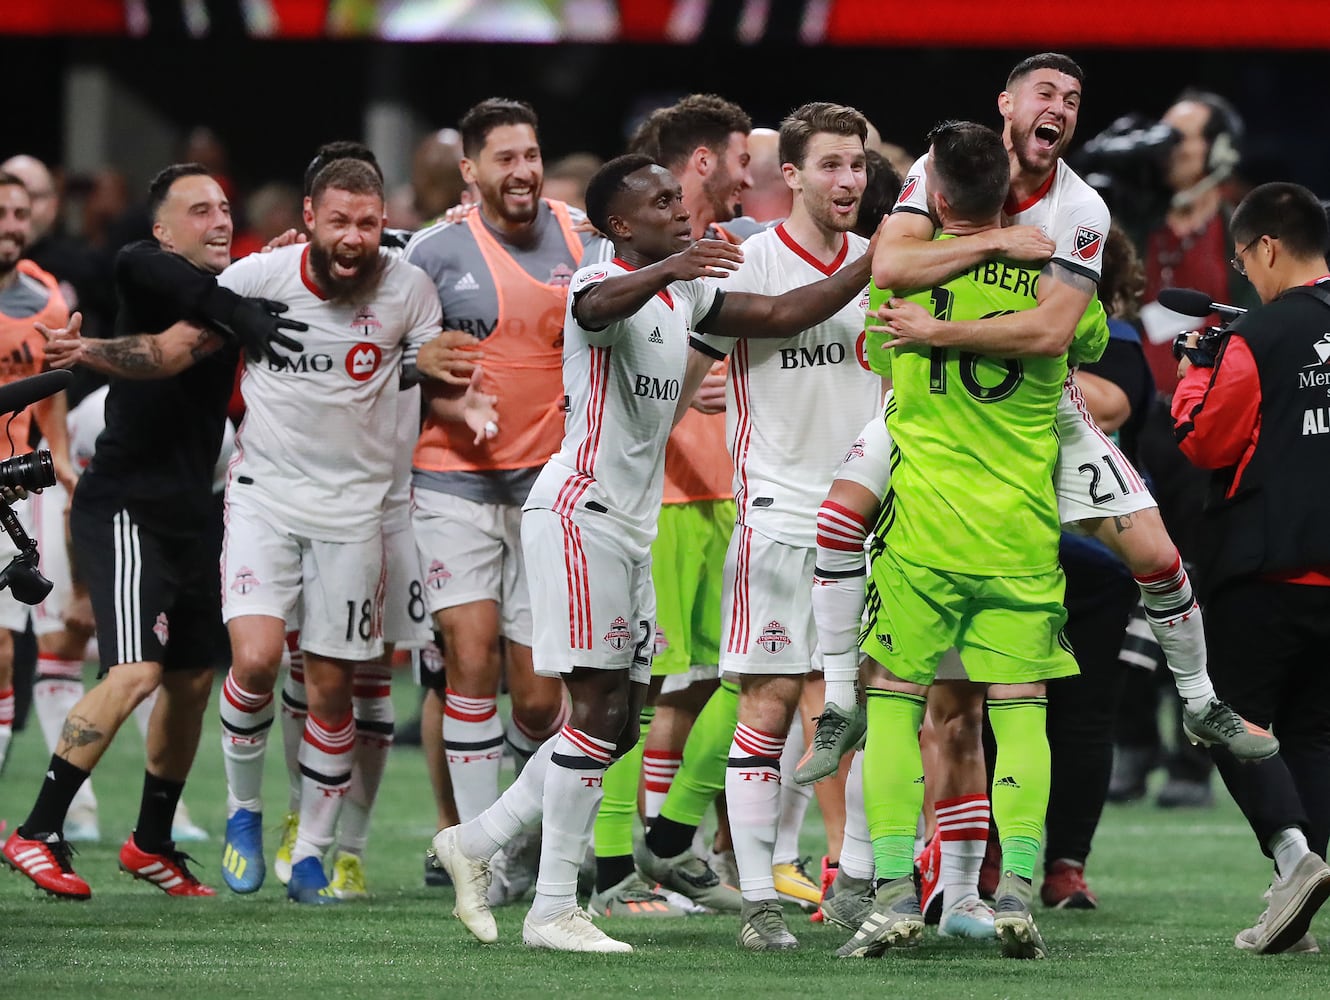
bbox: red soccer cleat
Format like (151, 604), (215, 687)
(916, 835), (943, 924)
(118, 835), (217, 896)
(1040, 858), (1099, 909)
(810, 854), (837, 923)
(3, 829), (92, 900)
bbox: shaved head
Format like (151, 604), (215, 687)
(1, 155), (57, 240)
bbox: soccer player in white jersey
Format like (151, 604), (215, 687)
(430, 152), (874, 953)
(808, 52), (1275, 930)
(659, 102), (881, 951)
(214, 158), (494, 904)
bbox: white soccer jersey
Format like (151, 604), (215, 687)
(693, 224), (879, 549)
(523, 258), (721, 546)
(894, 154), (1109, 281)
(218, 244), (441, 541)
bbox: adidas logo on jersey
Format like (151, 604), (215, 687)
(454, 272), (480, 291)
(649, 327), (663, 344)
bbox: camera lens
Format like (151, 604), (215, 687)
(0, 450), (55, 493)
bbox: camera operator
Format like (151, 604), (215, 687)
(1172, 181), (1330, 954)
(2, 163), (304, 901)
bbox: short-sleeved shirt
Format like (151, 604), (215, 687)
(867, 239), (1075, 576)
(0, 261), (63, 449)
(218, 243), (441, 541)
(894, 154), (1110, 284)
(523, 259), (723, 549)
(691, 223), (879, 549)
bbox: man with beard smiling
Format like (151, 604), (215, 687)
(213, 157), (496, 904)
(403, 99), (590, 901)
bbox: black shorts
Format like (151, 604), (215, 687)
(70, 500), (229, 676)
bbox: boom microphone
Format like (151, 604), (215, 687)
(0, 370), (73, 415)
(1158, 287), (1248, 320)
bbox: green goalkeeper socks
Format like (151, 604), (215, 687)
(988, 696), (1051, 882)
(863, 687), (926, 881)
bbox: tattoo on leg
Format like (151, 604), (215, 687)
(57, 713), (105, 752)
(1113, 515), (1135, 534)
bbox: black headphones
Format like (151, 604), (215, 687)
(1177, 89), (1245, 179)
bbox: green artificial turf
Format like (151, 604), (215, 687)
(1, 672), (1323, 999)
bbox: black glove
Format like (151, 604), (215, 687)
(217, 297), (307, 365)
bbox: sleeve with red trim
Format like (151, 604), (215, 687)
(1171, 334), (1261, 469)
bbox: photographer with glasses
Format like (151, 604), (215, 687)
(1172, 181), (1330, 955)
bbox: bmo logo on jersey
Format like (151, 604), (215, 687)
(779, 343), (848, 369)
(346, 343), (383, 382)
(633, 374), (681, 401)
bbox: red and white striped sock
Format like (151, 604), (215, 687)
(642, 748), (682, 823)
(0, 686), (13, 770)
(341, 663), (394, 856)
(937, 794), (991, 906)
(33, 655), (84, 755)
(1135, 554), (1215, 708)
(726, 723), (786, 900)
(529, 725), (615, 923)
(293, 710), (355, 865)
(445, 688), (504, 822)
(220, 670), (274, 816)
(813, 500), (870, 710)
(280, 633), (307, 813)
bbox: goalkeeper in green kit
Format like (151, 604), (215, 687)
(836, 121), (1107, 961)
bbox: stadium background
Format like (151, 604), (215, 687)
(3, 4), (1329, 997)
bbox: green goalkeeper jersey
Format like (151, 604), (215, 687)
(865, 242), (1108, 575)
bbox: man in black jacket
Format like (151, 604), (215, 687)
(0, 163), (302, 900)
(1173, 181), (1330, 954)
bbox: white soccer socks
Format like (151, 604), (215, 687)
(1135, 554), (1216, 709)
(292, 710), (355, 865)
(340, 662), (394, 856)
(445, 689), (504, 822)
(726, 724), (785, 901)
(220, 670), (274, 816)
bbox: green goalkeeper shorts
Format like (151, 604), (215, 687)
(651, 499), (734, 676)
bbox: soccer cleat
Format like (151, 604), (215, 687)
(819, 870), (874, 930)
(2, 830), (91, 900)
(64, 804), (101, 844)
(1106, 745), (1155, 803)
(424, 850), (452, 887)
(119, 835), (215, 896)
(523, 906), (633, 953)
(794, 703), (866, 785)
(589, 871), (691, 918)
(1182, 700), (1279, 762)
(221, 808), (265, 894)
(1156, 777), (1213, 809)
(773, 857), (822, 910)
(810, 856), (836, 923)
(738, 898), (800, 951)
(939, 895), (997, 939)
(170, 802), (209, 843)
(708, 846), (739, 890)
(286, 856), (339, 905)
(916, 835), (943, 924)
(329, 851), (368, 900)
(487, 826), (540, 906)
(1041, 859), (1098, 909)
(993, 870), (1048, 959)
(634, 841), (743, 913)
(429, 825), (498, 943)
(835, 876), (924, 957)
(1238, 854), (1330, 954)
(274, 811), (298, 886)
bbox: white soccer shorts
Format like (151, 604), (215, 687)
(521, 506), (654, 684)
(410, 488), (532, 645)
(221, 501), (385, 661)
(29, 481), (70, 636)
(1056, 379), (1157, 527)
(382, 521), (430, 648)
(719, 526), (820, 677)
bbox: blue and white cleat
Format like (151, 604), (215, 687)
(287, 856), (339, 905)
(938, 895), (997, 939)
(221, 808), (265, 894)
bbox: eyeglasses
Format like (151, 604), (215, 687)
(1231, 235), (1270, 277)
